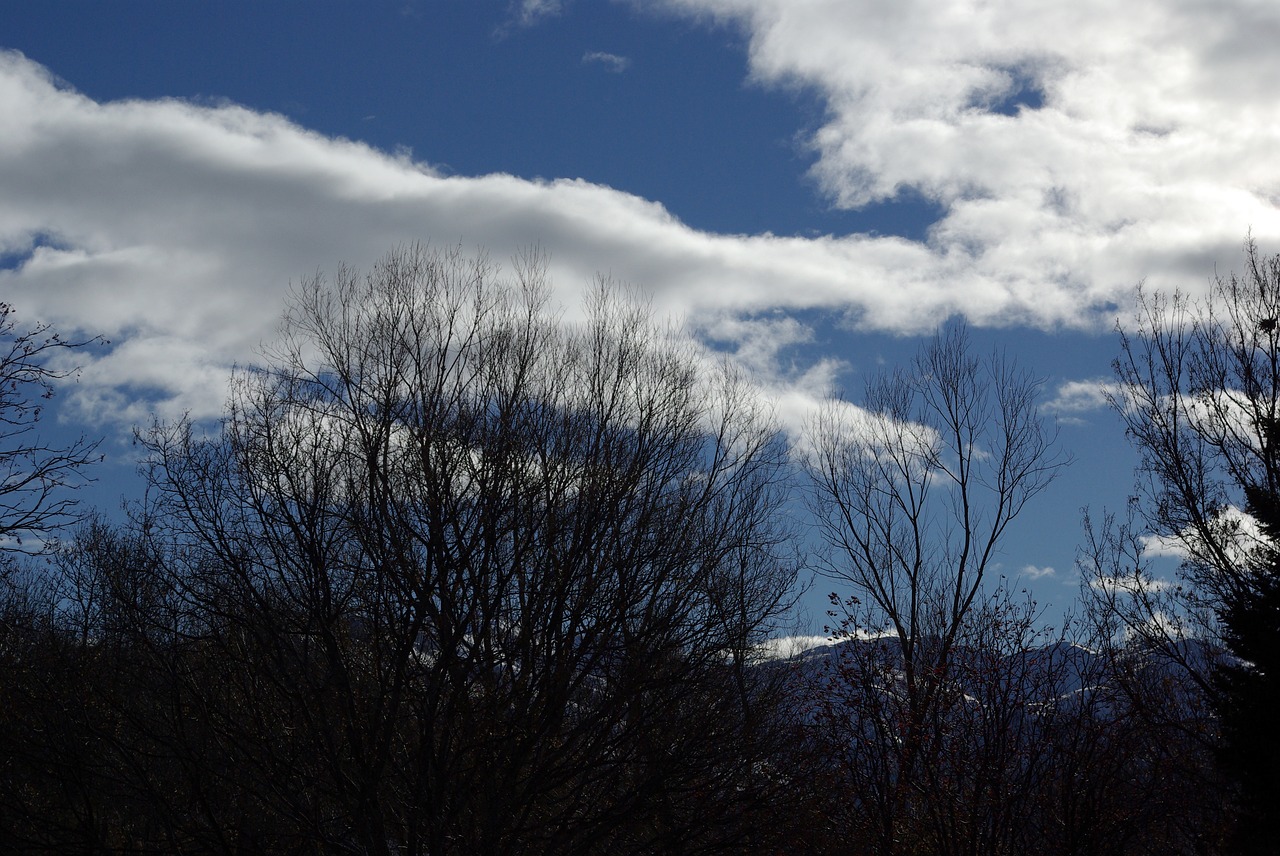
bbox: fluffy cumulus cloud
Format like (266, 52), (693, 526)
(1140, 504), (1267, 564)
(0, 49), (986, 427)
(651, 0), (1280, 316)
(4, 0), (1280, 428)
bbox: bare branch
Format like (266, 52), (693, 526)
(0, 302), (104, 551)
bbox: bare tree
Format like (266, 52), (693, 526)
(1073, 513), (1234, 854)
(1087, 238), (1280, 851)
(0, 307), (112, 850)
(0, 514), (197, 854)
(1098, 241), (1280, 638)
(0, 302), (103, 551)
(803, 324), (1066, 855)
(129, 245), (803, 855)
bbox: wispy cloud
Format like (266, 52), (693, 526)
(1044, 378), (1119, 424)
(507, 0), (566, 29)
(1021, 564), (1057, 579)
(1045, 379), (1115, 415)
(582, 50), (631, 73)
(1087, 571), (1174, 597)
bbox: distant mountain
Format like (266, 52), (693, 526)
(776, 634), (1223, 721)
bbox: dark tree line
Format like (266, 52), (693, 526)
(3, 241), (1279, 854)
(0, 249), (813, 855)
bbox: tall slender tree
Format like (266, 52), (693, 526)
(803, 324), (1066, 855)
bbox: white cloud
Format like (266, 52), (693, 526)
(0, 50), (1003, 429)
(1140, 504), (1266, 564)
(1021, 564), (1056, 579)
(1130, 609), (1193, 642)
(753, 634), (833, 660)
(1138, 532), (1189, 561)
(582, 51), (631, 73)
(646, 0), (1280, 320)
(1088, 570), (1175, 597)
(6, 0), (1280, 435)
(1045, 378), (1115, 416)
(753, 629), (902, 660)
(508, 0), (566, 28)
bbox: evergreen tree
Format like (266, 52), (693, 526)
(1214, 477), (1280, 853)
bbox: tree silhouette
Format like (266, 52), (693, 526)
(0, 302), (103, 551)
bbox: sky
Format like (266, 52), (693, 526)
(5, 0), (1280, 636)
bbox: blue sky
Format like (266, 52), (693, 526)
(5, 0), (1279, 635)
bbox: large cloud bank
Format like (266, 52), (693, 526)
(656, 0), (1280, 301)
(3, 0), (1279, 423)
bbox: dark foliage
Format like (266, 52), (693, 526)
(1213, 477), (1280, 853)
(7, 242), (1280, 855)
(0, 247), (816, 855)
